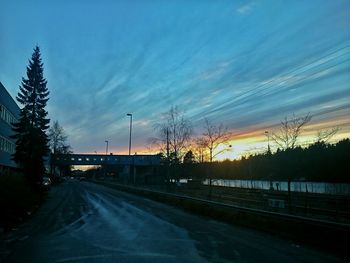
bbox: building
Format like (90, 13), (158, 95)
(0, 82), (20, 170)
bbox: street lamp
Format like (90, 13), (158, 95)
(126, 113), (132, 155)
(126, 113), (133, 184)
(105, 140), (109, 155)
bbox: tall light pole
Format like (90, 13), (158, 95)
(126, 113), (133, 184)
(105, 140), (109, 155)
(126, 113), (132, 155)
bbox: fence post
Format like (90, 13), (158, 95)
(288, 179), (291, 212)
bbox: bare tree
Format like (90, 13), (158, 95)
(48, 121), (69, 155)
(152, 106), (192, 163)
(192, 137), (209, 163)
(201, 118), (231, 162)
(270, 113), (312, 150)
(316, 127), (339, 143)
(48, 121), (71, 176)
(196, 118), (231, 195)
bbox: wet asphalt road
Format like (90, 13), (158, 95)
(5, 181), (345, 263)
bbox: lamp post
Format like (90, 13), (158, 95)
(126, 113), (132, 155)
(126, 113), (133, 183)
(104, 141), (109, 179)
(105, 140), (109, 155)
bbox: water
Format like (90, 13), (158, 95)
(197, 179), (350, 195)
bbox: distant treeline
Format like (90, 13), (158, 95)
(168, 138), (350, 183)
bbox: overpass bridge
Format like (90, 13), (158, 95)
(51, 153), (162, 183)
(52, 153), (161, 166)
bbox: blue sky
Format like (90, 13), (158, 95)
(1, 0), (350, 156)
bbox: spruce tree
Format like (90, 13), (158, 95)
(12, 46), (50, 189)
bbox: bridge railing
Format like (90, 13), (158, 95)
(51, 154), (161, 166)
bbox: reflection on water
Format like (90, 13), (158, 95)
(192, 179), (350, 195)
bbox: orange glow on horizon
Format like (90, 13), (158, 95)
(78, 117), (350, 162)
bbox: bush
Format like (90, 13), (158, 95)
(0, 171), (43, 231)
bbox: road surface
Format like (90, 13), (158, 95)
(4, 181), (345, 262)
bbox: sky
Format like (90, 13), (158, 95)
(1, 0), (350, 159)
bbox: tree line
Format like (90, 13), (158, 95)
(151, 106), (348, 183)
(176, 139), (350, 183)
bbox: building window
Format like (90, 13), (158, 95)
(0, 135), (15, 154)
(0, 104), (18, 125)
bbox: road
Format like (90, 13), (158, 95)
(4, 181), (345, 263)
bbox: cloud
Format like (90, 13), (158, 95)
(1, 1), (349, 154)
(237, 2), (256, 15)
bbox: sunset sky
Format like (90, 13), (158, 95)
(1, 0), (349, 160)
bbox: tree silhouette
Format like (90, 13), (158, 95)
(48, 121), (70, 155)
(315, 127), (339, 143)
(201, 118), (231, 162)
(48, 120), (71, 177)
(183, 150), (195, 164)
(12, 46), (50, 189)
(177, 138), (350, 183)
(271, 113), (311, 150)
(192, 137), (208, 163)
(152, 106), (192, 163)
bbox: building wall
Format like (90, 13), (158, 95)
(0, 82), (20, 169)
